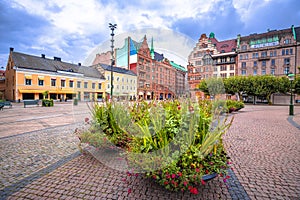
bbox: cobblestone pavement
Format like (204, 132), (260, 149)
(223, 105), (300, 200)
(0, 103), (299, 199)
(0, 102), (92, 192)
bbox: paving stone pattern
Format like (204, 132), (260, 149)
(223, 105), (300, 200)
(0, 103), (299, 199)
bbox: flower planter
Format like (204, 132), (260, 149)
(202, 173), (218, 182)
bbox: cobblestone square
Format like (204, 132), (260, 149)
(0, 102), (299, 199)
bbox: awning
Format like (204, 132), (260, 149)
(38, 76), (44, 80)
(138, 91), (144, 95)
(49, 90), (76, 94)
(19, 89), (75, 94)
(19, 89), (43, 93)
(25, 75), (32, 79)
(146, 92), (151, 95)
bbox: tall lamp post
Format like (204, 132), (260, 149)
(109, 23), (117, 99)
(287, 72), (295, 116)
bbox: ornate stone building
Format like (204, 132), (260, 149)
(187, 33), (237, 99)
(237, 25), (300, 76)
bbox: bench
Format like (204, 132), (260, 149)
(0, 101), (12, 109)
(24, 100), (39, 108)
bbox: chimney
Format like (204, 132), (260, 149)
(78, 63), (81, 66)
(41, 54), (45, 58)
(54, 57), (61, 61)
(10, 47), (14, 52)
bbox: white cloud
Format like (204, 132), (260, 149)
(232, 0), (273, 24)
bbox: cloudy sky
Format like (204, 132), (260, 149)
(0, 0), (299, 68)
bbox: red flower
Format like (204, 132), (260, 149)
(201, 179), (206, 185)
(177, 172), (182, 177)
(152, 175), (157, 179)
(177, 105), (181, 110)
(171, 174), (176, 179)
(128, 188), (132, 194)
(166, 174), (171, 179)
(205, 170), (209, 174)
(84, 117), (89, 123)
(164, 181), (169, 185)
(183, 181), (188, 186)
(196, 168), (200, 173)
(189, 187), (198, 194)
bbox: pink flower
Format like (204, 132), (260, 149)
(201, 179), (206, 185)
(183, 181), (188, 186)
(166, 174), (171, 179)
(196, 168), (200, 173)
(128, 188), (132, 194)
(84, 117), (89, 123)
(171, 174), (176, 179)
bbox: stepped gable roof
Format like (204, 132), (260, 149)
(11, 51), (104, 79)
(97, 63), (136, 76)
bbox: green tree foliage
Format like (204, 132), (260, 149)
(199, 75), (293, 104)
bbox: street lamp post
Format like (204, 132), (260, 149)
(109, 23), (117, 99)
(287, 72), (295, 116)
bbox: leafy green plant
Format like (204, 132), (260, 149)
(77, 99), (233, 194)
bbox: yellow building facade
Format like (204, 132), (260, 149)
(5, 48), (105, 102)
(93, 63), (137, 100)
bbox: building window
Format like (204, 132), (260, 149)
(241, 45), (247, 50)
(77, 81), (81, 88)
(252, 53), (258, 58)
(230, 73), (234, 77)
(261, 51), (267, 57)
(284, 67), (289, 75)
(51, 79), (56, 86)
(290, 49), (293, 55)
(230, 65), (234, 70)
(69, 80), (74, 88)
(262, 61), (266, 67)
(271, 59), (275, 66)
(98, 83), (102, 89)
(284, 58), (290, 65)
(284, 39), (291, 44)
(220, 66), (227, 71)
(92, 83), (95, 89)
(84, 92), (90, 101)
(253, 69), (257, 75)
(25, 78), (32, 85)
(84, 82), (88, 88)
(253, 61), (257, 67)
(282, 49), (285, 55)
(107, 83), (110, 89)
(262, 69), (266, 75)
(220, 73), (227, 78)
(271, 68), (275, 75)
(242, 62), (246, 69)
(38, 79), (44, 86)
(61, 80), (66, 87)
(240, 55), (243, 60)
(242, 70), (246, 75)
(195, 60), (202, 66)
